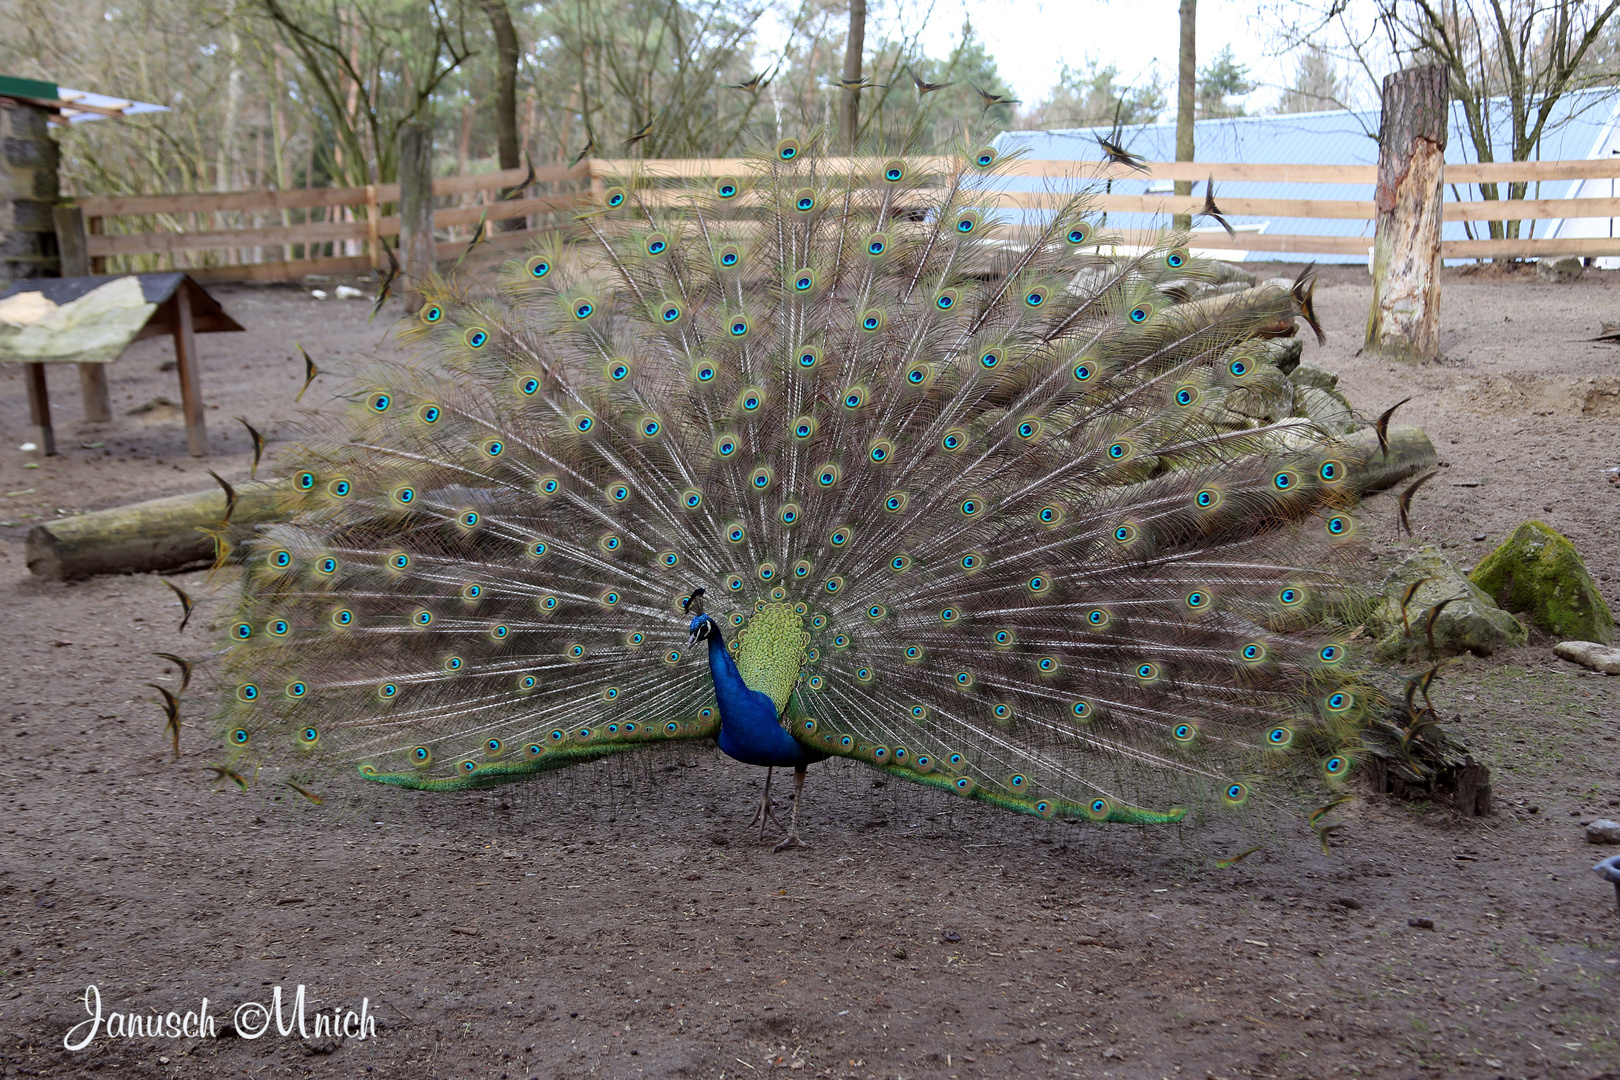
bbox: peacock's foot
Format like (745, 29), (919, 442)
(748, 795), (784, 839)
(772, 832), (810, 852)
(747, 767), (785, 839)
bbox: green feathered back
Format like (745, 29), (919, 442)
(212, 133), (1372, 827)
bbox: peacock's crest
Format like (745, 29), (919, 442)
(210, 132), (1373, 833)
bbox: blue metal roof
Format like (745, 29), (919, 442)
(992, 88), (1620, 261)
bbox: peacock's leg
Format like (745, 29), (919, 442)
(747, 766), (784, 839)
(773, 766), (811, 851)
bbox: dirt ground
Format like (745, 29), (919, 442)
(1, 262), (1617, 1080)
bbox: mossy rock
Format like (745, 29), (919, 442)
(1469, 521), (1615, 644)
(1366, 545), (1527, 661)
(1289, 363), (1339, 391)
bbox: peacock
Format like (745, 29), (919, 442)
(203, 133), (1374, 851)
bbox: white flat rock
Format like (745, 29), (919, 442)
(1553, 640), (1620, 674)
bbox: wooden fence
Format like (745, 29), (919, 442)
(71, 156), (1620, 282)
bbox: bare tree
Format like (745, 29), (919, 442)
(841, 0), (866, 149)
(1174, 0), (1195, 231)
(1275, 0), (1620, 241)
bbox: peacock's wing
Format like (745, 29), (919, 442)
(215, 136), (1370, 821)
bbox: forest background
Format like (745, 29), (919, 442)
(2, 0), (1619, 213)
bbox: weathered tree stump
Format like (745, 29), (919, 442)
(1366, 65), (1448, 361)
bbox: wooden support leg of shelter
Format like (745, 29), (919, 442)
(171, 287), (208, 457)
(53, 206), (113, 425)
(24, 362), (55, 456)
(77, 363), (112, 424)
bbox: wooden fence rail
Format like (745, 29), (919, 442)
(70, 156), (1620, 281)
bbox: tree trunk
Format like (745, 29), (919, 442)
(1173, 0), (1196, 232)
(1366, 65), (1448, 362)
(841, 0), (866, 151)
(398, 121), (436, 312)
(482, 0), (522, 229)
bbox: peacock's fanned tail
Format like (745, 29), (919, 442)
(215, 135), (1374, 825)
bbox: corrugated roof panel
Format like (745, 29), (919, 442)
(992, 89), (1619, 261)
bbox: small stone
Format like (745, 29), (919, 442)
(1472, 534), (1487, 542)
(1534, 256), (1584, 283)
(1586, 819), (1620, 845)
(1335, 897), (1362, 910)
(941, 930), (962, 943)
(1408, 917), (1435, 929)
(892, 947), (907, 959)
(1554, 641), (1620, 675)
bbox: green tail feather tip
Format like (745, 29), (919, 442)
(354, 712), (723, 791)
(865, 762), (1185, 825)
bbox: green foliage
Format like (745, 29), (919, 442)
(1023, 57), (1166, 130)
(1197, 45), (1252, 119)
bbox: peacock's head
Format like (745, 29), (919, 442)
(683, 588), (718, 646)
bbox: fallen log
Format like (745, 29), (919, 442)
(25, 479), (289, 581)
(1338, 423), (1437, 495)
(22, 424), (1433, 582)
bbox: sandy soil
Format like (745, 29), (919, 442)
(1, 264), (1617, 1080)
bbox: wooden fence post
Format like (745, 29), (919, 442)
(398, 121), (435, 311)
(1366, 65), (1448, 362)
(53, 204), (113, 424)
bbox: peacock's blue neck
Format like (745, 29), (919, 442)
(699, 620), (820, 769)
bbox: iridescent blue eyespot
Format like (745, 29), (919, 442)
(643, 419), (661, 437)
(575, 301), (594, 319)
(647, 237), (667, 255)
(465, 328), (488, 349)
(661, 304), (681, 322)
(718, 180), (738, 199)
(1073, 364), (1093, 382)
(520, 378), (539, 395)
(1176, 388), (1195, 406)
(1327, 516), (1347, 535)
(529, 258), (550, 278)
(297, 472), (315, 490)
(1129, 305), (1150, 323)
(721, 251), (739, 266)
(371, 393), (391, 412)
(1229, 359), (1249, 377)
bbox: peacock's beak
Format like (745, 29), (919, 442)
(687, 626), (700, 647)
